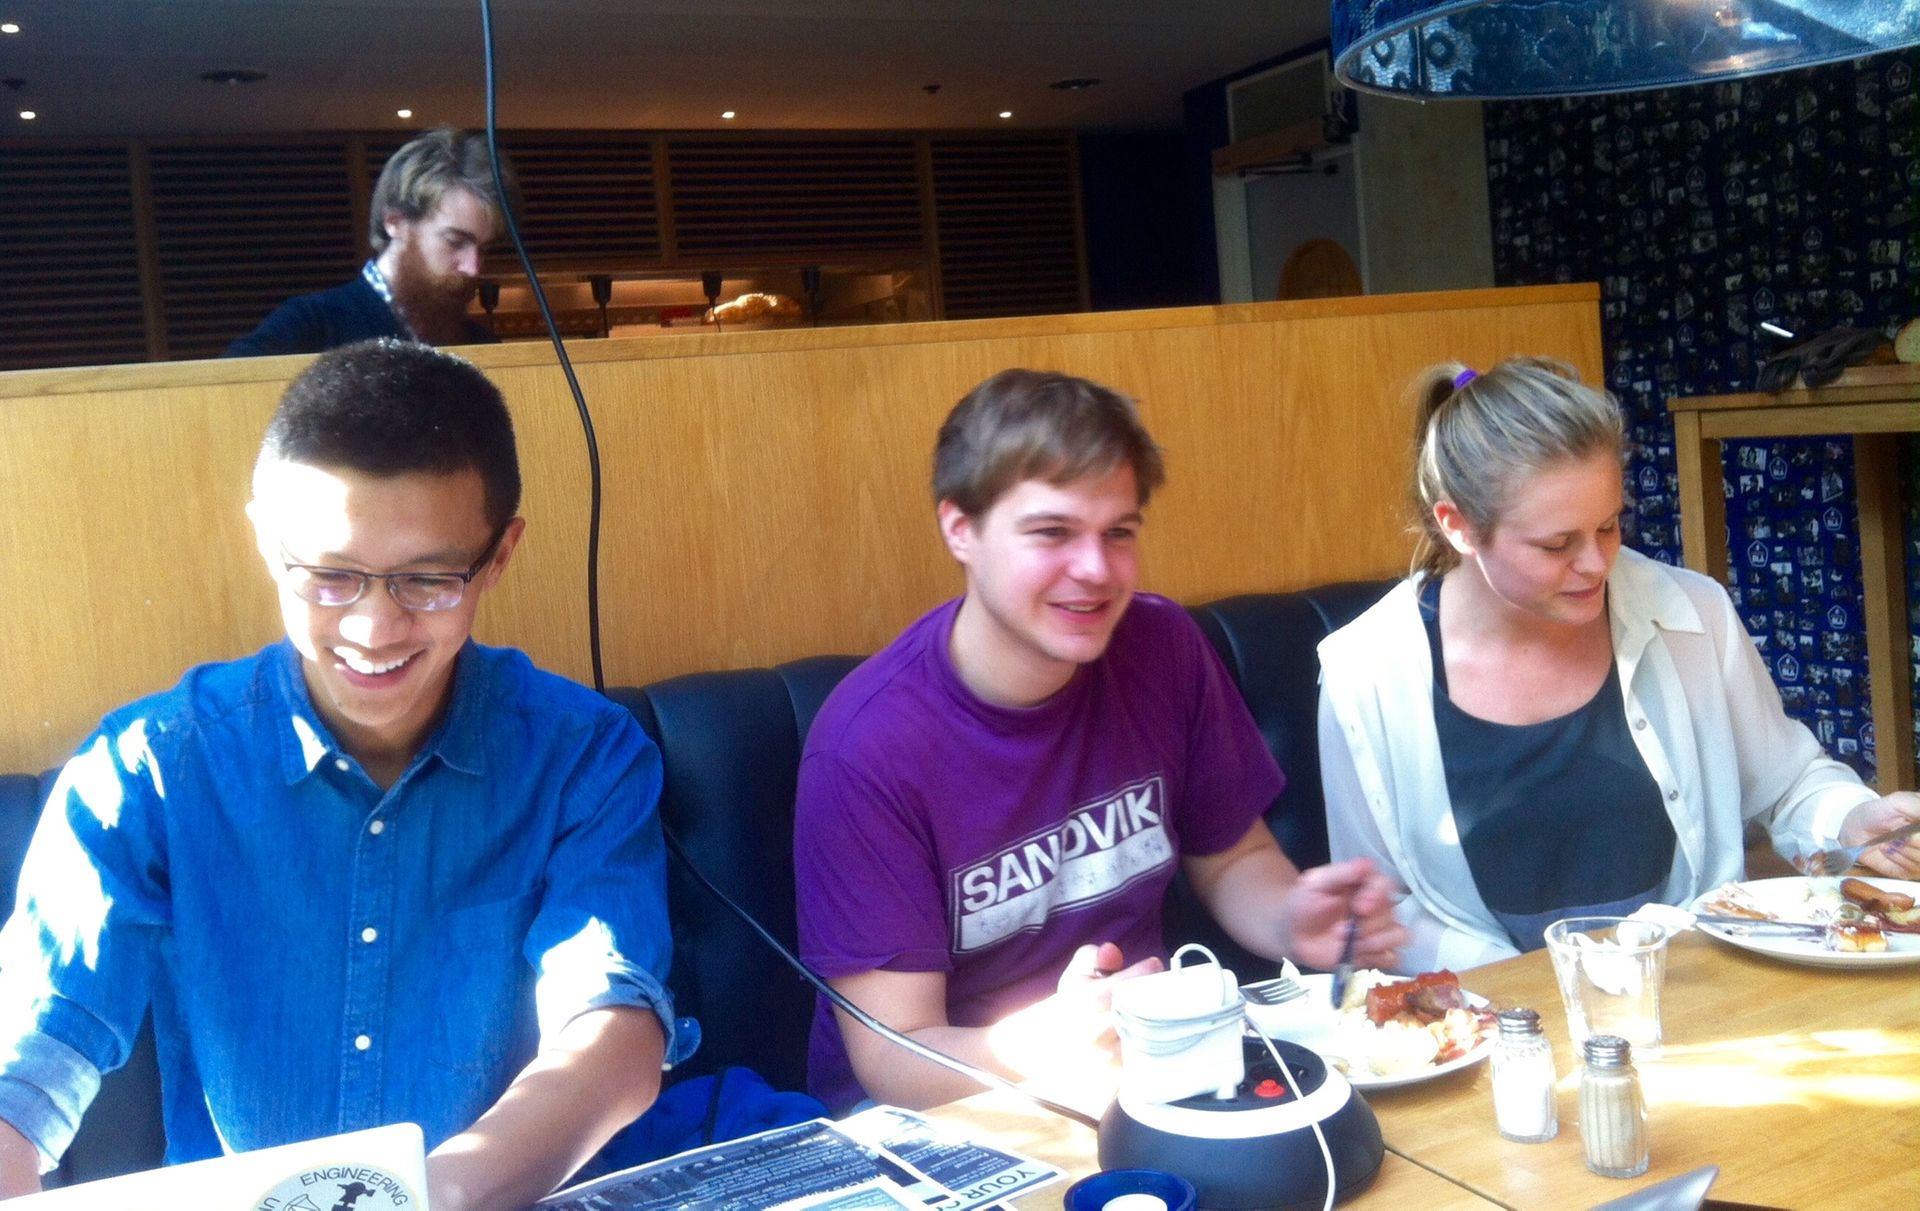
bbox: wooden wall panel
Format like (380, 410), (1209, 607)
(2, 129), (1085, 371)
(0, 380), (283, 764)
(501, 135), (664, 271)
(665, 135), (922, 262)
(147, 142), (359, 360)
(930, 134), (1083, 319)
(0, 146), (148, 371)
(0, 285), (1600, 771)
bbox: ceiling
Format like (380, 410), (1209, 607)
(0, 1), (1331, 138)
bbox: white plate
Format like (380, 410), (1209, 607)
(1688, 876), (1920, 969)
(1343, 1028), (1494, 1091)
(1247, 972), (1494, 1091)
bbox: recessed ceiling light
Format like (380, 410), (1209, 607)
(199, 68), (267, 85)
(1, 23), (20, 35)
(396, 108), (412, 119)
(998, 110), (1013, 119)
(721, 110), (736, 120)
(19, 110), (35, 120)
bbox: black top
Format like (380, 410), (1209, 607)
(1421, 577), (1675, 951)
(224, 275), (497, 358)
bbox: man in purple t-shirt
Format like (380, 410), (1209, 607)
(793, 369), (1406, 1112)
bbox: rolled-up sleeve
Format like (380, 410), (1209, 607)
(0, 727), (168, 1170)
(524, 712), (695, 1067)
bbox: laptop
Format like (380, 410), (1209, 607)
(13, 1122), (429, 1210)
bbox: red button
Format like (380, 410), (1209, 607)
(1254, 1079), (1284, 1099)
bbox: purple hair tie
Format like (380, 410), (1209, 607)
(1452, 369), (1478, 390)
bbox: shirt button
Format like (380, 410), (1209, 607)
(360, 927), (378, 944)
(1666, 789), (1679, 801)
(354, 1034), (372, 1051)
(1633, 719), (1647, 730)
(334, 758), (350, 772)
(368, 820), (385, 836)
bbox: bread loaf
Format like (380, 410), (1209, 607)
(1896, 318), (1920, 363)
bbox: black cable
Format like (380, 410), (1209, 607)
(663, 830), (1101, 1131)
(479, 0), (604, 694)
(473, 0), (1098, 1137)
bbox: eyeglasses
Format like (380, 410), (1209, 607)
(279, 529), (505, 612)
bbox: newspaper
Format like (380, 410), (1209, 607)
(537, 1106), (1061, 1211)
(837, 1106), (1062, 1209)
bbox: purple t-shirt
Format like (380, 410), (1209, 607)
(793, 592), (1285, 1110)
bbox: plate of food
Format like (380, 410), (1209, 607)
(1689, 876), (1920, 968)
(1244, 968), (1497, 1090)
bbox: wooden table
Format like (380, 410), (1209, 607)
(1373, 931), (1920, 1209)
(930, 931), (1919, 1208)
(1669, 363), (1919, 791)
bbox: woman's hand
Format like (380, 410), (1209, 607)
(1840, 792), (1920, 879)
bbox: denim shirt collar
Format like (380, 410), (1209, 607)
(271, 639), (491, 784)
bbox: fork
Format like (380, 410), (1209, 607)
(1241, 975), (1307, 1006)
(1328, 912), (1360, 1008)
(1794, 819), (1920, 876)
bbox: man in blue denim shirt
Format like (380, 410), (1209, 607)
(0, 340), (687, 1210)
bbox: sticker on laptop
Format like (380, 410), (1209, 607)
(256, 1163), (418, 1210)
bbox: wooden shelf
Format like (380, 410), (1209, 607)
(1669, 363), (1920, 791)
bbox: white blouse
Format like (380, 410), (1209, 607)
(1317, 547), (1875, 972)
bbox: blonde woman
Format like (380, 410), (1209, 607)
(1318, 358), (1920, 972)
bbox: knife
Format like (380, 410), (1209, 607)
(1795, 818), (1920, 877)
(1692, 914), (1829, 936)
(1697, 913), (1827, 944)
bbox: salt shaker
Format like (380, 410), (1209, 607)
(1578, 1034), (1649, 1178)
(1489, 1008), (1557, 1143)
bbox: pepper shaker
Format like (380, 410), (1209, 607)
(1489, 1008), (1557, 1143)
(1578, 1034), (1649, 1178)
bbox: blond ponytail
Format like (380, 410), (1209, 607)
(1408, 357), (1625, 579)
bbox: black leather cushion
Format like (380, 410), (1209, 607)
(1170, 581), (1393, 977)
(0, 774), (42, 899)
(1188, 581), (1393, 868)
(780, 656), (862, 747)
(56, 1024), (164, 1187)
(1302, 580), (1398, 636)
(1192, 594), (1337, 869)
(612, 656), (860, 1093)
(0, 771), (167, 1185)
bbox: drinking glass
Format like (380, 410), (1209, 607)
(1544, 917), (1669, 1059)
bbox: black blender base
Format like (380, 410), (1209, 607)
(1096, 1038), (1385, 1210)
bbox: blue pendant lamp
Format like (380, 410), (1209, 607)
(1333, 1), (1920, 98)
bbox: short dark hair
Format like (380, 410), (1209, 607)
(260, 339), (521, 529)
(368, 127), (519, 254)
(933, 368), (1165, 516)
